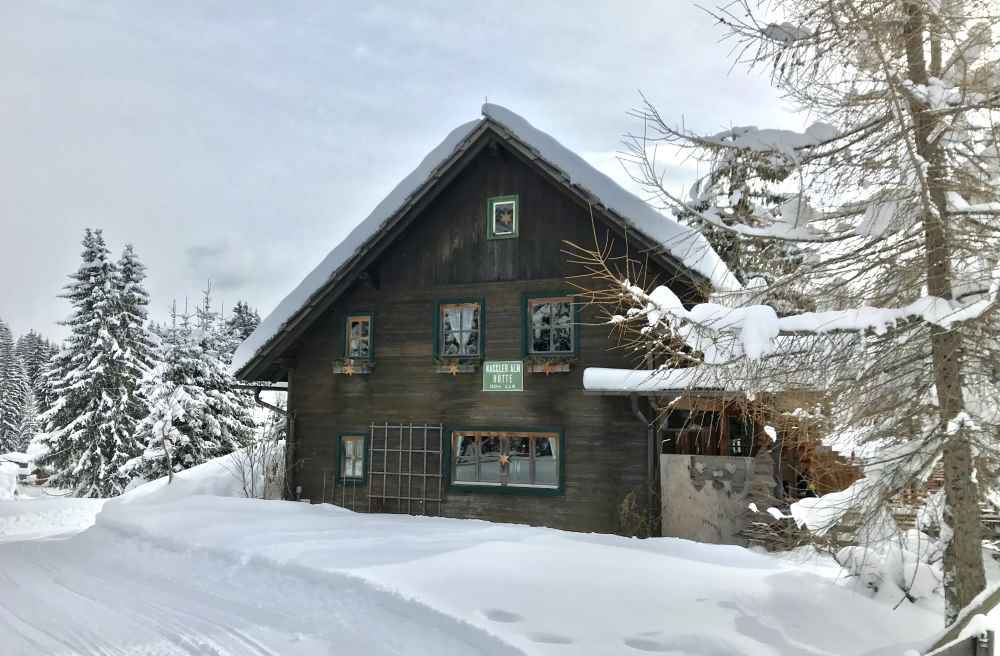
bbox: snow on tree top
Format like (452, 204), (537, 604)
(232, 105), (738, 377)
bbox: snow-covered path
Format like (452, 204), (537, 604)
(0, 502), (516, 656)
(0, 458), (944, 656)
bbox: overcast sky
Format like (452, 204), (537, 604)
(1, 0), (800, 341)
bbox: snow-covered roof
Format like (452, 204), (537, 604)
(233, 104), (737, 378)
(583, 367), (739, 394)
(583, 337), (828, 395)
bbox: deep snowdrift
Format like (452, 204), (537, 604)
(0, 461), (17, 501)
(0, 491), (105, 542)
(93, 455), (943, 655)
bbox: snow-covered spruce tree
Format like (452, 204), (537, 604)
(134, 289), (256, 480)
(14, 394), (39, 454)
(115, 244), (156, 422)
(15, 330), (59, 417)
(0, 318), (31, 452)
(590, 0), (1000, 626)
(15, 331), (57, 388)
(41, 230), (149, 497)
(225, 300), (260, 347)
(193, 285), (256, 457)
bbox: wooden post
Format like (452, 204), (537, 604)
(283, 366), (297, 501)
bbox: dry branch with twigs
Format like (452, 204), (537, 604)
(582, 0), (1000, 627)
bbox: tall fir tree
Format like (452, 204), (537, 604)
(14, 394), (39, 453)
(32, 340), (60, 417)
(14, 330), (59, 431)
(135, 288), (256, 480)
(14, 331), (57, 389)
(115, 244), (156, 427)
(41, 230), (151, 497)
(0, 318), (31, 452)
(225, 300), (260, 348)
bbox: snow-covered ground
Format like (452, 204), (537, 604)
(0, 458), (949, 655)
(0, 485), (104, 542)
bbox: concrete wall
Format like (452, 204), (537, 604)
(660, 454), (753, 545)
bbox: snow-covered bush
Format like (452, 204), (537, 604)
(837, 531), (943, 603)
(224, 438), (285, 500)
(117, 440), (284, 505)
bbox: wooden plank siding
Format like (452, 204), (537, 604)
(285, 140), (702, 534)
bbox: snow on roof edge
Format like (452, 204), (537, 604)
(582, 367), (737, 393)
(234, 105), (739, 378)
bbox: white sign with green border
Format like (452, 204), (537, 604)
(482, 360), (523, 392)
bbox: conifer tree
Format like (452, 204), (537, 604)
(225, 300), (261, 346)
(0, 319), (30, 452)
(15, 332), (51, 388)
(115, 244), (156, 426)
(135, 288), (256, 480)
(15, 330), (59, 421)
(14, 395), (39, 453)
(41, 229), (148, 497)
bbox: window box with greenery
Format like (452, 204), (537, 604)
(434, 299), (485, 374)
(522, 293), (578, 374)
(449, 429), (563, 495)
(333, 312), (375, 375)
(336, 434), (367, 484)
(486, 194), (518, 240)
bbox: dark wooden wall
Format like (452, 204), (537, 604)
(285, 140), (701, 534)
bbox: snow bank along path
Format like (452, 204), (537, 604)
(0, 491), (104, 542)
(97, 467), (934, 656)
(1, 452), (937, 655)
(0, 475), (515, 655)
(0, 520), (516, 656)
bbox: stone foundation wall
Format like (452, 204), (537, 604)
(660, 454), (754, 544)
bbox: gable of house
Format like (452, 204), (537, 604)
(233, 105), (737, 383)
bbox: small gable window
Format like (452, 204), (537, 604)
(487, 195), (518, 240)
(346, 314), (372, 359)
(528, 296), (574, 355)
(439, 302), (483, 357)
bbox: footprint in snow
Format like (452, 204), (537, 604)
(481, 608), (523, 623)
(624, 637), (671, 652)
(526, 632), (573, 645)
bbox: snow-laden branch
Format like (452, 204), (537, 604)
(618, 269), (999, 363)
(701, 122), (839, 161)
(790, 437), (940, 537)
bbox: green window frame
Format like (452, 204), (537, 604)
(486, 194), (519, 240)
(434, 298), (486, 358)
(336, 433), (367, 483)
(447, 428), (565, 495)
(345, 312), (374, 360)
(522, 292), (580, 356)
